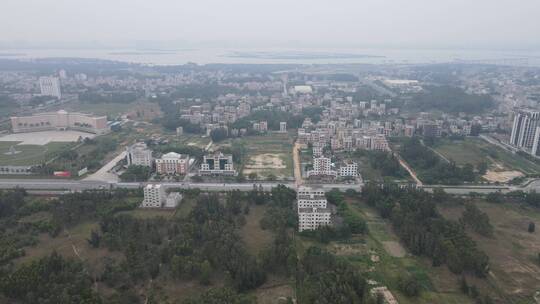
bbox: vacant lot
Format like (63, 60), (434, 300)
(439, 200), (540, 303)
(66, 101), (134, 118)
(237, 134), (294, 179)
(0, 141), (73, 166)
(433, 138), (540, 177)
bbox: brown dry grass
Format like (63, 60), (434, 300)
(438, 200), (540, 302)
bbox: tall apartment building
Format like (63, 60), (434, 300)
(199, 152), (237, 176)
(297, 186), (332, 232)
(280, 121), (287, 132)
(531, 127), (540, 156)
(126, 142), (153, 167)
(39, 76), (62, 99)
(155, 152), (189, 175)
(510, 109), (540, 150)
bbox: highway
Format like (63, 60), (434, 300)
(0, 179), (363, 193)
(0, 178), (537, 195)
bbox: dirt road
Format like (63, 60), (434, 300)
(293, 142), (303, 186)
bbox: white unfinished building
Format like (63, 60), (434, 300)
(297, 186), (332, 232)
(338, 162), (358, 178)
(142, 184), (166, 208)
(307, 156), (337, 178)
(142, 184), (183, 208)
(126, 142), (153, 167)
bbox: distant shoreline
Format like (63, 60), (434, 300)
(226, 51), (385, 60)
(0, 53), (26, 57)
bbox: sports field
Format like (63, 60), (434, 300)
(0, 141), (73, 166)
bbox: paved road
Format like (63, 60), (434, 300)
(0, 179), (364, 193)
(84, 151), (126, 182)
(0, 178), (532, 196)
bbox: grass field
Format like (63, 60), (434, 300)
(0, 141), (73, 166)
(433, 138), (540, 174)
(240, 204), (274, 255)
(438, 200), (540, 303)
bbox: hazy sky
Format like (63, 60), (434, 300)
(2, 0), (540, 49)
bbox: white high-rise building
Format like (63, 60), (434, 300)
(142, 184), (166, 208)
(39, 77), (62, 99)
(510, 108), (540, 150)
(532, 127), (540, 156)
(126, 142), (153, 167)
(280, 122), (287, 132)
(297, 186), (331, 232)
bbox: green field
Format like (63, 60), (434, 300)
(0, 141), (73, 166)
(433, 138), (540, 174)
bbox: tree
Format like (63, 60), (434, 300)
(397, 274), (421, 297)
(248, 172), (258, 181)
(528, 221), (535, 233)
(87, 230), (101, 248)
(120, 165), (151, 182)
(199, 260), (212, 285)
(461, 203), (494, 237)
(477, 161), (488, 175)
(210, 128), (229, 142)
(486, 192), (503, 204)
(459, 276), (469, 294)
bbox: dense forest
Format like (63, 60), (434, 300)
(410, 85), (494, 114)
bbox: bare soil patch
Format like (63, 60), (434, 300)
(382, 241), (407, 257)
